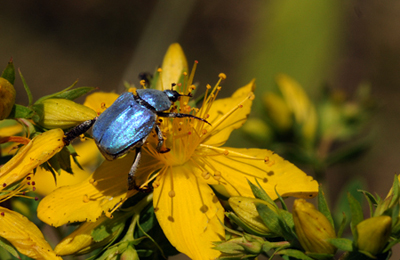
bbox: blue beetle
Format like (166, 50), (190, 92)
(64, 88), (208, 190)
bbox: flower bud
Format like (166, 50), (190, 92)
(356, 216), (391, 256)
(213, 234), (264, 259)
(229, 196), (277, 236)
(0, 77), (16, 119)
(293, 199), (336, 254)
(33, 98), (96, 129)
(156, 43), (188, 90)
(120, 246), (139, 260)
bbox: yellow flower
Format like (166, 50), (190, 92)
(37, 44), (318, 260)
(0, 129), (65, 259)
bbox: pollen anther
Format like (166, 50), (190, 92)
(168, 190), (176, 197)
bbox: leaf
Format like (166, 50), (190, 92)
(18, 70), (33, 107)
(276, 249), (313, 260)
(1, 59), (15, 85)
(359, 189), (378, 217)
(248, 179), (275, 206)
(54, 87), (96, 100)
(0, 237), (20, 259)
(275, 186), (288, 211)
(6, 105), (34, 119)
(318, 186), (334, 229)
(347, 193), (363, 240)
(337, 212), (347, 238)
(334, 178), (366, 230)
(329, 238), (353, 251)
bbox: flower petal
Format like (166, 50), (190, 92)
(202, 80), (255, 147)
(37, 152), (138, 227)
(0, 207), (61, 260)
(0, 129), (65, 190)
(83, 92), (120, 115)
(153, 164), (224, 260)
(198, 146), (318, 199)
(156, 43), (188, 91)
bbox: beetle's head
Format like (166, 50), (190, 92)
(164, 89), (193, 103)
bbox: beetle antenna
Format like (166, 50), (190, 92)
(171, 83), (176, 90)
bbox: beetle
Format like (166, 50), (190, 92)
(64, 87), (208, 190)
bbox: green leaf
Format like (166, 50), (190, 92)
(66, 144), (84, 170)
(348, 193), (363, 240)
(50, 86), (96, 101)
(248, 179), (275, 206)
(276, 249), (313, 260)
(359, 189), (378, 217)
(306, 252), (335, 260)
(18, 69), (33, 107)
(329, 238), (353, 251)
(318, 186), (334, 229)
(1, 59), (15, 85)
(383, 237), (400, 253)
(275, 186), (288, 211)
(334, 178), (366, 230)
(0, 237), (20, 259)
(325, 138), (371, 166)
(337, 212), (347, 238)
(256, 203), (283, 237)
(6, 104), (34, 119)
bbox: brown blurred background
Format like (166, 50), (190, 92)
(2, 0), (400, 258)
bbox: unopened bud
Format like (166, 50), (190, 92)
(213, 234), (263, 259)
(0, 77), (16, 119)
(120, 246), (139, 260)
(293, 199), (336, 254)
(356, 216), (391, 256)
(33, 99), (96, 129)
(229, 196), (277, 236)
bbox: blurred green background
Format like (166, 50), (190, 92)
(2, 0), (400, 258)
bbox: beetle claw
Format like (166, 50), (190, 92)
(159, 147), (170, 154)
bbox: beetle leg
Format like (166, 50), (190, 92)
(157, 112), (211, 126)
(63, 118), (97, 145)
(155, 125), (170, 153)
(128, 147), (142, 190)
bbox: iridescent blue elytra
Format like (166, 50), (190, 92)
(64, 88), (209, 190)
(92, 92), (156, 160)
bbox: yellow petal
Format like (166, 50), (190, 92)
(0, 207), (61, 260)
(276, 74), (317, 143)
(202, 80), (255, 147)
(0, 129), (65, 190)
(198, 146), (318, 199)
(83, 92), (120, 115)
(37, 152), (138, 227)
(156, 43), (188, 91)
(153, 164), (224, 260)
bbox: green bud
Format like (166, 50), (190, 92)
(356, 216), (392, 256)
(293, 199), (336, 254)
(33, 98), (96, 129)
(0, 77), (16, 120)
(229, 196), (277, 236)
(120, 246), (139, 260)
(214, 234), (263, 259)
